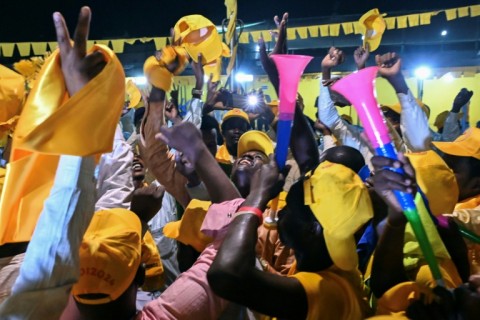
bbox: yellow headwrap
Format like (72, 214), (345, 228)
(143, 56), (173, 92)
(0, 44), (125, 245)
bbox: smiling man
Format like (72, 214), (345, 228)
(215, 108), (252, 175)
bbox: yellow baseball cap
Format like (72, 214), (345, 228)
(163, 199), (213, 252)
(221, 108), (251, 130)
(359, 8), (386, 52)
(125, 79), (142, 109)
(0, 64), (25, 129)
(237, 130), (274, 157)
(433, 128), (480, 160)
(72, 208), (142, 305)
(156, 45), (190, 75)
(141, 230), (165, 292)
(406, 151), (459, 216)
(203, 58), (222, 83)
(304, 161), (373, 271)
(173, 15), (227, 64)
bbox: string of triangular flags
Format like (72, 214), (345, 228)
(0, 4), (478, 58)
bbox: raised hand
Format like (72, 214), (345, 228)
(452, 88), (474, 113)
(354, 45), (369, 70)
(156, 122), (204, 165)
(371, 153), (416, 217)
(175, 152), (201, 187)
(249, 154), (288, 200)
(258, 12), (288, 93)
(321, 47), (345, 70)
(130, 184), (165, 223)
(192, 53), (204, 91)
(375, 52), (401, 79)
(53, 6), (106, 96)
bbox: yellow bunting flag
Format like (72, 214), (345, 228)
(287, 28), (296, 40)
(239, 32), (249, 44)
(458, 6), (469, 18)
(384, 17), (396, 29)
(445, 9), (457, 21)
(0, 44), (125, 245)
(329, 24), (341, 36)
(32, 42), (48, 56)
(297, 27), (308, 39)
(471, 5), (480, 17)
(420, 13), (433, 25)
(153, 37), (167, 50)
(320, 25), (329, 37)
(48, 42), (58, 52)
(407, 14), (419, 27)
(87, 40), (94, 51)
(1, 43), (15, 57)
(353, 22), (363, 34)
(95, 40), (110, 46)
(307, 26), (319, 38)
(261, 31), (272, 42)
(111, 40), (125, 53)
(250, 31), (262, 42)
(341, 23), (353, 35)
(16, 43), (31, 57)
(397, 16), (408, 29)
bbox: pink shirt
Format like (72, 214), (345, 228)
(138, 198), (244, 320)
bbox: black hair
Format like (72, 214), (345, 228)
(322, 146), (366, 173)
(201, 114), (224, 145)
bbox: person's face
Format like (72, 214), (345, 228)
(230, 150), (267, 197)
(222, 118), (250, 156)
(132, 155), (146, 188)
(202, 128), (218, 156)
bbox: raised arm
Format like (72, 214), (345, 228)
(207, 155), (308, 319)
(157, 122), (240, 203)
(376, 53), (431, 151)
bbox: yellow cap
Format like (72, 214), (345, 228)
(433, 128), (480, 160)
(304, 161), (373, 271)
(359, 8), (386, 52)
(221, 108), (250, 130)
(143, 56), (173, 91)
(0, 64), (25, 129)
(72, 209), (142, 305)
(125, 79), (142, 109)
(163, 199), (213, 252)
(141, 230), (165, 292)
(203, 58), (222, 83)
(237, 130), (274, 157)
(406, 151), (458, 215)
(156, 45), (189, 75)
(173, 15), (226, 64)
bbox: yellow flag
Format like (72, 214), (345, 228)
(224, 0), (237, 44)
(407, 14), (419, 27)
(1, 43), (15, 57)
(239, 32), (249, 44)
(307, 26), (319, 38)
(0, 44), (125, 244)
(445, 9), (457, 21)
(32, 42), (48, 56)
(458, 6), (469, 18)
(471, 5), (480, 17)
(396, 16), (408, 29)
(296, 27), (308, 39)
(16, 43), (31, 57)
(329, 24), (340, 36)
(384, 17), (396, 29)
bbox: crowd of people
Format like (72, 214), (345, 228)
(0, 6), (480, 320)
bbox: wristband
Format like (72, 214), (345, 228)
(237, 206), (264, 223)
(192, 89), (203, 96)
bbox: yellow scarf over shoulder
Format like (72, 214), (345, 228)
(0, 44), (125, 245)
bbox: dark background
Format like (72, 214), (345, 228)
(1, 0), (479, 76)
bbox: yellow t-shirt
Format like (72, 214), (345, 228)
(291, 267), (370, 320)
